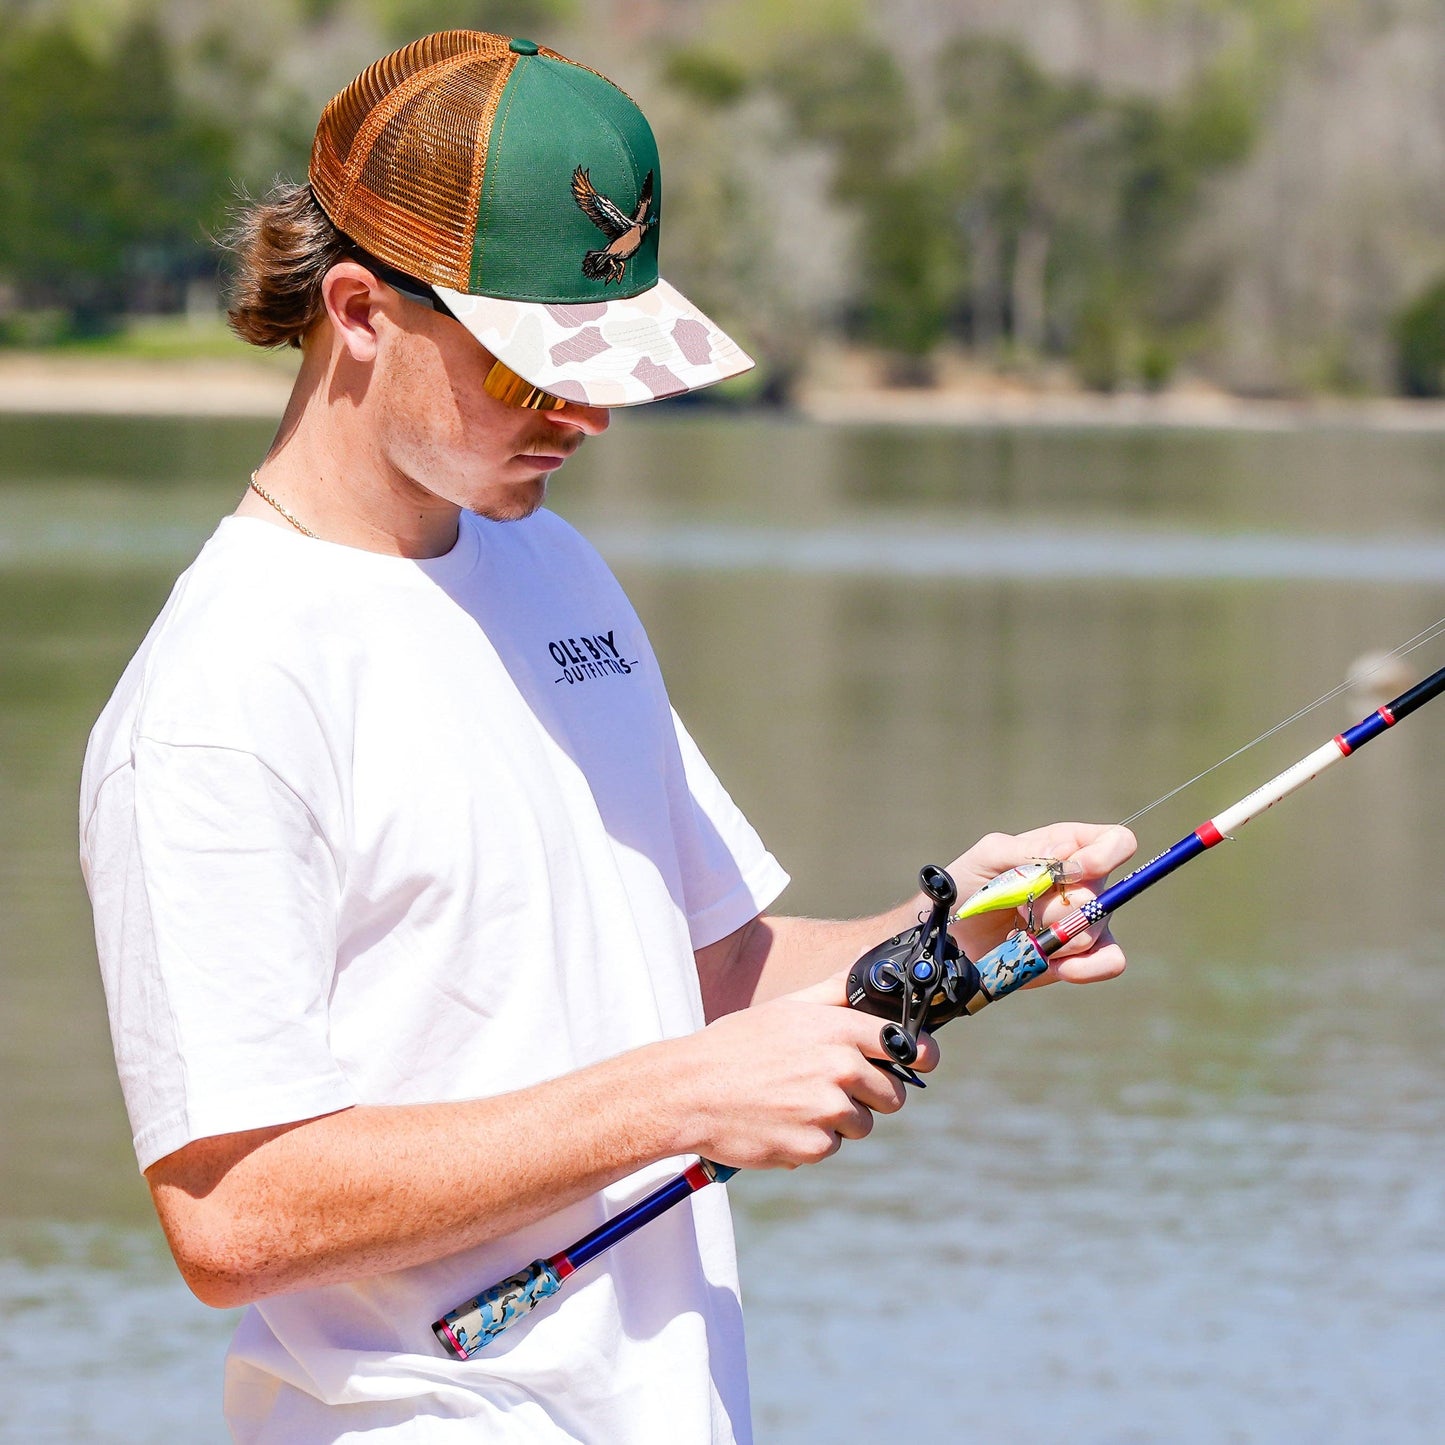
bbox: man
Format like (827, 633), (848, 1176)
(79, 30), (1133, 1444)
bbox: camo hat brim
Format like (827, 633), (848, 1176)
(433, 279), (753, 407)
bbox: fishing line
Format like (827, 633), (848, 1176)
(1117, 613), (1445, 830)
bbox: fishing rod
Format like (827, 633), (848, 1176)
(432, 658), (1445, 1360)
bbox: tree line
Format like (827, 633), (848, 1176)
(4, 0), (1445, 397)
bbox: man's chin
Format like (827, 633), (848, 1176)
(470, 477), (548, 523)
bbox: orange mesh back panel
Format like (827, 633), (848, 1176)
(310, 32), (516, 290)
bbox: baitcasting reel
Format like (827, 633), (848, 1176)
(845, 865), (982, 1069)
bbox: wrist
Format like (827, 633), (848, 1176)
(633, 1031), (716, 1161)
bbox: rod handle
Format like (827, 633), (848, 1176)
(963, 930), (1050, 1014)
(433, 1258), (565, 1359)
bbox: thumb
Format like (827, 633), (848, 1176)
(784, 969), (852, 1008)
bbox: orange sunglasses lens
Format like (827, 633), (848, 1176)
(483, 360), (569, 412)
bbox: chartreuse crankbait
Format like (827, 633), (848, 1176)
(952, 859), (1083, 930)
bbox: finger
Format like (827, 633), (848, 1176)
(1006, 821), (1135, 878)
(911, 1029), (941, 1074)
(1031, 901), (1110, 952)
(1033, 883), (1101, 932)
(1062, 824), (1137, 880)
(953, 823), (1136, 897)
(1048, 938), (1127, 984)
(835, 1102), (877, 1142)
(789, 1129), (844, 1167)
(954, 830), (1033, 880)
(848, 1058), (908, 1114)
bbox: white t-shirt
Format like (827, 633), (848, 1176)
(79, 510), (790, 1444)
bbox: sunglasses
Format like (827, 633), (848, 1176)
(350, 249), (570, 413)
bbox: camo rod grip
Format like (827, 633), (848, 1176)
(433, 1258), (566, 1360)
(432, 1158), (737, 1359)
(964, 930), (1050, 1014)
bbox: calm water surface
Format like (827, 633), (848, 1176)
(2, 411), (1444, 1442)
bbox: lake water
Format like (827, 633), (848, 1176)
(2, 409), (1444, 1443)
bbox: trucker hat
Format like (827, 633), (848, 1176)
(308, 30), (753, 407)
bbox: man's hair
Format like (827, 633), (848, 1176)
(222, 182), (351, 349)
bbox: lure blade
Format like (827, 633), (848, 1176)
(952, 859), (1082, 922)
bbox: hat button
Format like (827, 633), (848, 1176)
(509, 38), (539, 54)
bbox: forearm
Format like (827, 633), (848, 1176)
(700, 900), (923, 1018)
(148, 1039), (698, 1309)
(148, 969), (925, 1311)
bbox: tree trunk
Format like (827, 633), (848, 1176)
(964, 207), (1005, 356)
(1012, 221), (1051, 356)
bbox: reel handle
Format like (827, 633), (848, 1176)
(919, 863), (957, 912)
(880, 1022), (920, 1066)
(845, 865), (981, 1065)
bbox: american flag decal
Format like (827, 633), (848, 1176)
(1081, 898), (1106, 925)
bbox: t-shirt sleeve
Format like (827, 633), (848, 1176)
(84, 737), (356, 1171)
(668, 710), (790, 950)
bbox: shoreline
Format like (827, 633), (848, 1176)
(8, 352), (1445, 432)
(0, 354), (296, 418)
(795, 383), (1445, 433)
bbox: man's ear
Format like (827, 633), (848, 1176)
(320, 262), (382, 363)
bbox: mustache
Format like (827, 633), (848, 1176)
(518, 429), (584, 458)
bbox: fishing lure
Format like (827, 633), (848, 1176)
(952, 858), (1083, 932)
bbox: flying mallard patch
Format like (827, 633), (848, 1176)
(571, 166), (655, 285)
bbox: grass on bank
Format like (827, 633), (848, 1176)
(0, 312), (297, 369)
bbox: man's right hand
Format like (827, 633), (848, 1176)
(665, 973), (939, 1171)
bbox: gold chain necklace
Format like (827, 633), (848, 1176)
(248, 470), (317, 539)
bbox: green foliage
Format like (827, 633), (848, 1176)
(758, 25), (1263, 371)
(0, 310), (75, 348)
(704, 0), (865, 56)
(937, 38), (1125, 359)
(717, 4), (1271, 380)
(1172, 65), (1258, 171)
(854, 171), (957, 360)
(1391, 277), (1445, 397)
(769, 34), (911, 197)
(1137, 338), (1176, 392)
(661, 47), (749, 108)
(0, 16), (233, 330)
(859, 32), (1256, 377)
(367, 0), (576, 45)
(1072, 295), (1124, 392)
(937, 34), (1070, 191)
(766, 31), (966, 360)
(0, 312), (292, 363)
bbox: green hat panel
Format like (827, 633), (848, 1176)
(470, 52), (662, 303)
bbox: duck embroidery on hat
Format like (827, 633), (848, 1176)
(570, 167), (656, 284)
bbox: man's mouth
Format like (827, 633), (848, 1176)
(518, 434), (581, 469)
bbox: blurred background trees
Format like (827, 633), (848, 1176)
(3, 0), (1445, 397)
(0, 14), (233, 336)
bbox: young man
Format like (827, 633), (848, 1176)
(79, 31), (1133, 1443)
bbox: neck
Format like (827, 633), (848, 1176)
(239, 344), (463, 560)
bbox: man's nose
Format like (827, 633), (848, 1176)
(553, 401), (611, 436)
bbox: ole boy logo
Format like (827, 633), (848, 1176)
(548, 630), (638, 685)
